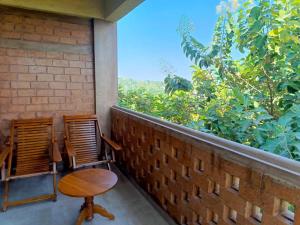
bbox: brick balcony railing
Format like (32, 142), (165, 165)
(111, 106), (300, 225)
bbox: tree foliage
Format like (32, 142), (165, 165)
(118, 0), (300, 161)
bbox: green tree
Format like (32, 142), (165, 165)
(118, 0), (300, 161)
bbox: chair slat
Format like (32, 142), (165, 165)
(64, 115), (100, 167)
(11, 118), (53, 176)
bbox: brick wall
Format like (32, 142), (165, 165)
(0, 7), (95, 148)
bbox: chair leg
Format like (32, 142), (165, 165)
(104, 147), (111, 171)
(2, 180), (9, 212)
(52, 173), (57, 202)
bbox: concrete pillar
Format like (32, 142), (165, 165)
(93, 19), (118, 136)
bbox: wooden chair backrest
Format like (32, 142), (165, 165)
(64, 115), (101, 166)
(9, 118), (53, 176)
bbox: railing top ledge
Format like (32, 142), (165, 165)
(112, 106), (300, 187)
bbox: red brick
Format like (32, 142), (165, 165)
(26, 105), (40, 112)
(81, 68), (93, 75)
(69, 60), (85, 68)
(71, 30), (87, 38)
(12, 97), (31, 104)
(82, 96), (94, 103)
(77, 36), (90, 45)
(83, 83), (94, 90)
(67, 83), (82, 90)
(15, 57), (35, 65)
(42, 35), (59, 43)
(0, 89), (11, 97)
(0, 98), (10, 104)
(19, 112), (36, 119)
(64, 53), (79, 61)
(31, 96), (48, 104)
(37, 74), (53, 81)
(0, 112), (18, 120)
(18, 89), (35, 96)
(86, 75), (94, 82)
(49, 82), (66, 89)
(65, 67), (80, 75)
(36, 89), (53, 96)
(53, 59), (69, 67)
(27, 50), (46, 58)
(30, 82), (49, 89)
(18, 73), (36, 81)
(54, 28), (70, 37)
(71, 90), (82, 96)
(26, 105), (53, 112)
(44, 20), (61, 27)
(85, 62), (93, 69)
(46, 52), (63, 59)
(15, 24), (35, 33)
(3, 14), (22, 23)
(47, 104), (61, 111)
(61, 22), (84, 30)
(0, 65), (9, 72)
(0, 31), (21, 39)
(23, 33), (42, 41)
(0, 73), (18, 81)
(11, 81), (30, 89)
(0, 81), (10, 88)
(71, 75), (85, 82)
(1, 22), (15, 31)
(49, 96), (65, 104)
(35, 26), (53, 35)
(55, 90), (71, 97)
(35, 58), (53, 66)
(60, 37), (76, 45)
(47, 66), (64, 74)
(24, 17), (44, 26)
(7, 105), (25, 113)
(29, 65), (47, 73)
(54, 75), (70, 82)
(6, 49), (26, 57)
(0, 56), (13, 64)
(0, 56), (11, 64)
(10, 65), (28, 73)
(80, 54), (93, 62)
(0, 48), (6, 55)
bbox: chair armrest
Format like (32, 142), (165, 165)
(5, 136), (11, 147)
(0, 147), (10, 167)
(65, 140), (76, 157)
(101, 134), (122, 151)
(52, 141), (62, 162)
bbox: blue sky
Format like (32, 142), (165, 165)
(117, 0), (221, 81)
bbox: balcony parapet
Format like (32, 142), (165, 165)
(111, 106), (300, 224)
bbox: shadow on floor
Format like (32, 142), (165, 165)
(0, 167), (174, 225)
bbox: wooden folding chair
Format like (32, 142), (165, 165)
(63, 114), (121, 170)
(2, 118), (62, 211)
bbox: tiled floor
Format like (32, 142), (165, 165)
(0, 167), (174, 225)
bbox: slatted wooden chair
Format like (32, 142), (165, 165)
(63, 114), (121, 170)
(2, 118), (62, 211)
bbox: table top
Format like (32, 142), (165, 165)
(58, 168), (118, 198)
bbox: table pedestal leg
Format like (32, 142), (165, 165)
(93, 204), (115, 220)
(76, 196), (115, 225)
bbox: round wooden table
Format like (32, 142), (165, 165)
(58, 168), (118, 225)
